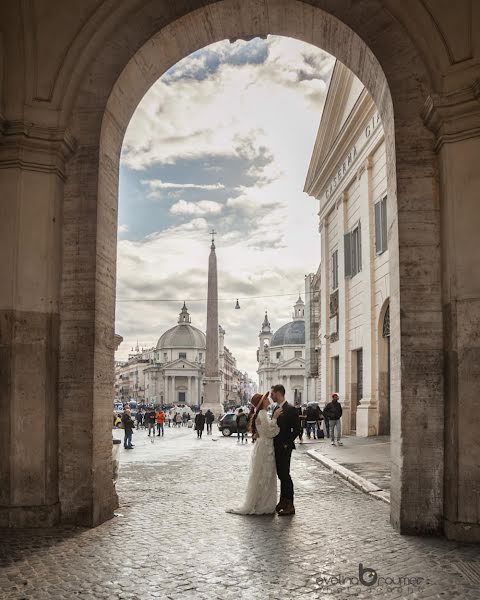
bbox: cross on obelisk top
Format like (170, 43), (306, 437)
(210, 229), (217, 249)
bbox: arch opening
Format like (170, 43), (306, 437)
(58, 0), (444, 538)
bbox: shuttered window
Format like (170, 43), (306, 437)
(332, 250), (339, 290)
(333, 356), (340, 394)
(344, 232), (352, 277)
(375, 195), (388, 254)
(344, 221), (362, 278)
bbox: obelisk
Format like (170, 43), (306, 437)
(202, 230), (223, 417)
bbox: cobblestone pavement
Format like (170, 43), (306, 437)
(1, 426), (480, 600)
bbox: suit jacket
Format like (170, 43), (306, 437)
(273, 401), (301, 450)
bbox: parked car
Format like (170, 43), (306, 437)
(218, 412), (247, 437)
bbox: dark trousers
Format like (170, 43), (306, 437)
(124, 429), (133, 448)
(206, 422), (213, 434)
(156, 423), (164, 436)
(197, 428), (203, 438)
(274, 444), (294, 501)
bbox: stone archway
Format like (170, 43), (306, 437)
(61, 0), (441, 537)
(3, 0), (479, 542)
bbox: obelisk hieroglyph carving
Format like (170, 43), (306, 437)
(202, 230), (223, 416)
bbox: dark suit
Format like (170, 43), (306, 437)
(273, 401), (301, 501)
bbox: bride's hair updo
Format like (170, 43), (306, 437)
(249, 393), (264, 436)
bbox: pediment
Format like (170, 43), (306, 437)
(304, 60), (364, 195)
(165, 358), (199, 370)
(278, 357), (305, 369)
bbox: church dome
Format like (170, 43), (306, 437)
(156, 303), (206, 350)
(270, 320), (305, 347)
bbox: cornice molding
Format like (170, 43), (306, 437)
(422, 80), (480, 151)
(0, 120), (77, 180)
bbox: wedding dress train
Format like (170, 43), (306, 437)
(226, 409), (279, 515)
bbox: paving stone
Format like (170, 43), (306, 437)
(0, 429), (479, 599)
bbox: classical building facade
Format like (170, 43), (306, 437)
(257, 298), (312, 402)
(304, 61), (390, 438)
(115, 303), (244, 408)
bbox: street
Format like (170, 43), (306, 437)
(1, 426), (479, 599)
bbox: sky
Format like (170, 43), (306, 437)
(115, 35), (334, 379)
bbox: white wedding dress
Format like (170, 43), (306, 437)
(226, 409), (279, 515)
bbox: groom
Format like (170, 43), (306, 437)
(271, 384), (301, 516)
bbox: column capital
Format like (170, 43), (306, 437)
(422, 81), (480, 151)
(0, 120), (77, 180)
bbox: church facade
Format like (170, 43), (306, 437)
(304, 61), (390, 437)
(115, 303), (242, 408)
(257, 298), (311, 402)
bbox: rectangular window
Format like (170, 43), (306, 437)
(163, 353), (167, 361)
(178, 391), (186, 403)
(331, 249), (338, 290)
(375, 195), (388, 254)
(344, 221), (362, 278)
(179, 352), (187, 359)
(356, 348), (363, 404)
(332, 356), (340, 393)
(294, 350), (302, 358)
(276, 351), (281, 359)
(330, 314), (338, 336)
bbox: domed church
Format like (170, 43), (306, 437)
(257, 297), (308, 403)
(143, 303), (206, 406)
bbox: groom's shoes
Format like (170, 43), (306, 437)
(275, 497), (286, 513)
(278, 500), (296, 516)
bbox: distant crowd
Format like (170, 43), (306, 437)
(114, 392), (344, 450)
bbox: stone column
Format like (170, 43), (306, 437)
(355, 157), (378, 436)
(423, 90), (480, 542)
(0, 124), (74, 527)
(187, 376), (192, 405)
(172, 376), (176, 405)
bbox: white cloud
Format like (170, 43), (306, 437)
(170, 199), (224, 216)
(143, 179), (225, 190)
(117, 36), (335, 378)
(121, 36), (333, 172)
(118, 224), (129, 233)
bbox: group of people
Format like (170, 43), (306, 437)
(296, 392), (343, 446)
(193, 409), (215, 438)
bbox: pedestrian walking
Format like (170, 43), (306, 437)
(145, 407), (156, 437)
(155, 407), (165, 437)
(323, 393), (343, 445)
(136, 408), (144, 430)
(294, 401), (306, 443)
(236, 408), (248, 443)
(205, 409), (215, 435)
(121, 407), (135, 449)
(167, 410), (172, 427)
(195, 410), (206, 439)
(305, 403), (323, 439)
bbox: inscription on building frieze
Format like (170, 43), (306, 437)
(325, 112), (381, 199)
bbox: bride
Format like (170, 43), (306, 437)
(226, 392), (282, 515)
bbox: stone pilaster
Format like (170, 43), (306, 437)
(0, 122), (75, 526)
(423, 83), (480, 542)
(355, 157), (378, 436)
